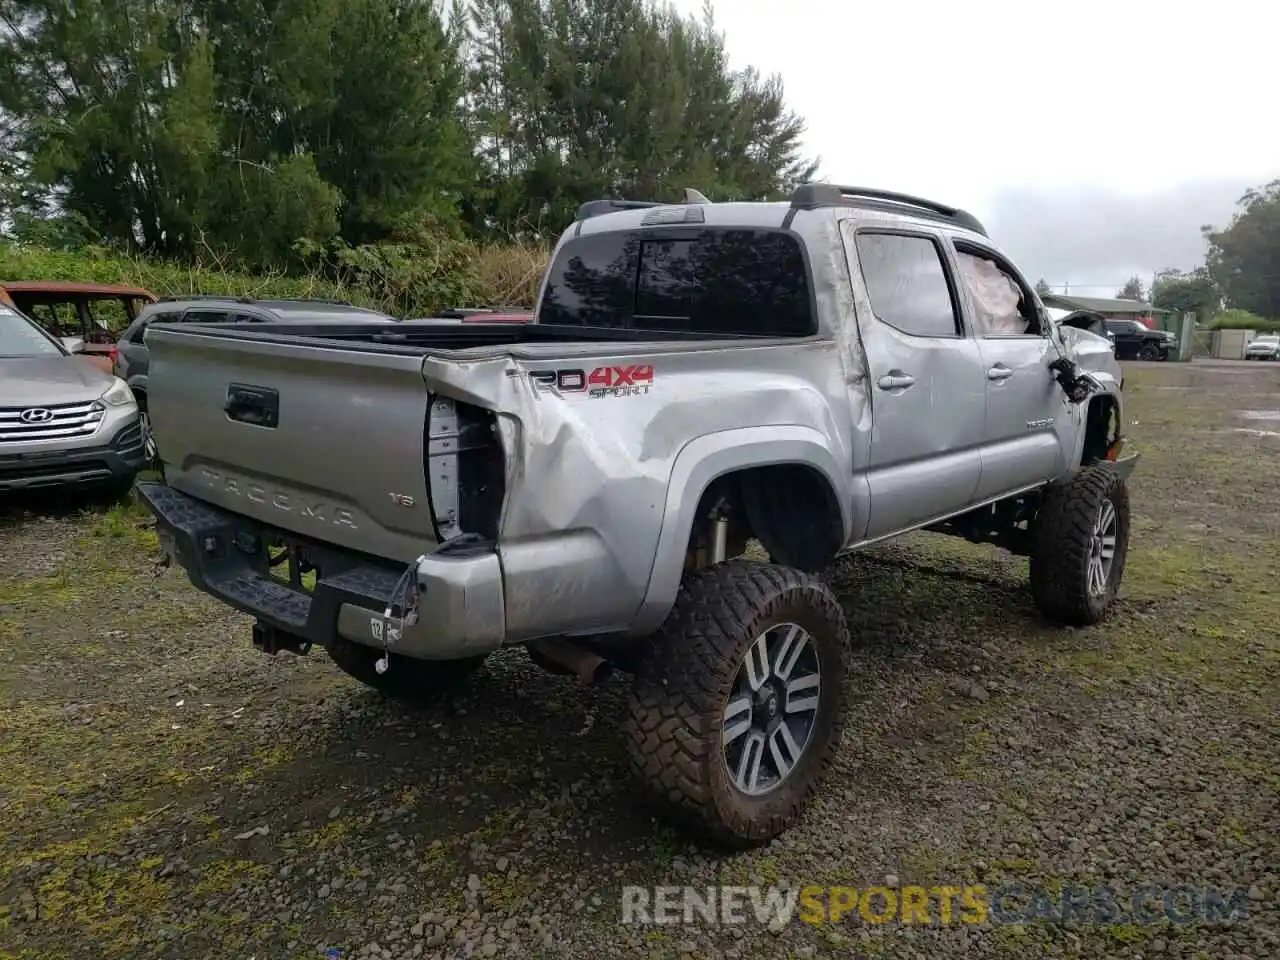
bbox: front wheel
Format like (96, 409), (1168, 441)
(1029, 465), (1131, 625)
(1138, 343), (1159, 361)
(625, 562), (851, 848)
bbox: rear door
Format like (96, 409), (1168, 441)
(952, 240), (1069, 499)
(843, 224), (987, 539)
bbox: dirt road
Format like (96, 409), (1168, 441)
(1, 360), (1276, 959)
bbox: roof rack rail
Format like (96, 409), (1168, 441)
(576, 199), (662, 221)
(789, 183), (988, 237)
(157, 293), (238, 303)
(155, 294), (354, 307)
(264, 297), (355, 306)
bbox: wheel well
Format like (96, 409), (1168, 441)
(1082, 395), (1118, 465)
(685, 464), (844, 573)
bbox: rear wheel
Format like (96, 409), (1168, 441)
(625, 561), (851, 847)
(326, 637), (487, 703)
(1030, 465), (1130, 625)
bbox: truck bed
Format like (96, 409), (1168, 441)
(141, 316), (801, 570)
(170, 319), (774, 356)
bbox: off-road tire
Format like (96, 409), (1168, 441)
(1138, 342), (1159, 361)
(625, 561), (851, 848)
(1030, 465), (1130, 626)
(326, 637), (486, 703)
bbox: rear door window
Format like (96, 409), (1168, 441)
(854, 232), (961, 338)
(538, 228), (815, 336)
(183, 310), (232, 323)
(130, 311), (181, 343)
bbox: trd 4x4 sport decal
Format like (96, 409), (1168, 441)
(509, 364), (654, 398)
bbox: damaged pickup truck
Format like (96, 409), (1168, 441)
(138, 184), (1137, 846)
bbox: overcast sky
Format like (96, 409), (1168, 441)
(670, 0), (1278, 296)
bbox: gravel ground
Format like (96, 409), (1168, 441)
(1, 360), (1276, 960)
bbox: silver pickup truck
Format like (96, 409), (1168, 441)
(138, 185), (1137, 846)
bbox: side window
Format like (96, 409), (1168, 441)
(184, 310), (231, 323)
(26, 302), (80, 338)
(87, 298), (131, 336)
(130, 311), (181, 343)
(854, 232), (960, 337)
(953, 244), (1042, 337)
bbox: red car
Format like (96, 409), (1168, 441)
(1, 281), (158, 373)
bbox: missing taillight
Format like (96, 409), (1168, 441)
(456, 404), (505, 540)
(425, 398), (505, 542)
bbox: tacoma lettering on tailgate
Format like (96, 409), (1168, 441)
(198, 467), (358, 529)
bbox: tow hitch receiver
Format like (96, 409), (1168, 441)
(252, 620), (312, 656)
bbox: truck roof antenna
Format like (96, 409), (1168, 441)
(684, 188), (711, 205)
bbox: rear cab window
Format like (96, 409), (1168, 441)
(538, 228), (815, 336)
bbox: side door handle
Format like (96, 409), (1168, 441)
(876, 372), (915, 391)
(987, 364), (1014, 381)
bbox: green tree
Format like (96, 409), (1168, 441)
(0, 0), (225, 255)
(1204, 180), (1280, 319)
(204, 0), (475, 246)
(1151, 267), (1219, 320)
(1116, 275), (1146, 301)
(1, 0), (472, 267)
(465, 0), (816, 236)
(1034, 278), (1051, 296)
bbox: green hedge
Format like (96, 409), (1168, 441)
(0, 240), (549, 317)
(1205, 309), (1280, 332)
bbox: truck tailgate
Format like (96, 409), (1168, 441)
(146, 325), (439, 562)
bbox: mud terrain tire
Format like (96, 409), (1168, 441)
(626, 561), (851, 848)
(1030, 465), (1131, 626)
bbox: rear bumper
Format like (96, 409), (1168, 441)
(137, 482), (507, 661)
(0, 417), (146, 491)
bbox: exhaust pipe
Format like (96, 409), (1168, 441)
(527, 638), (612, 685)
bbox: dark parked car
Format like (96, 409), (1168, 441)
(1104, 318), (1174, 361)
(114, 297), (397, 461)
